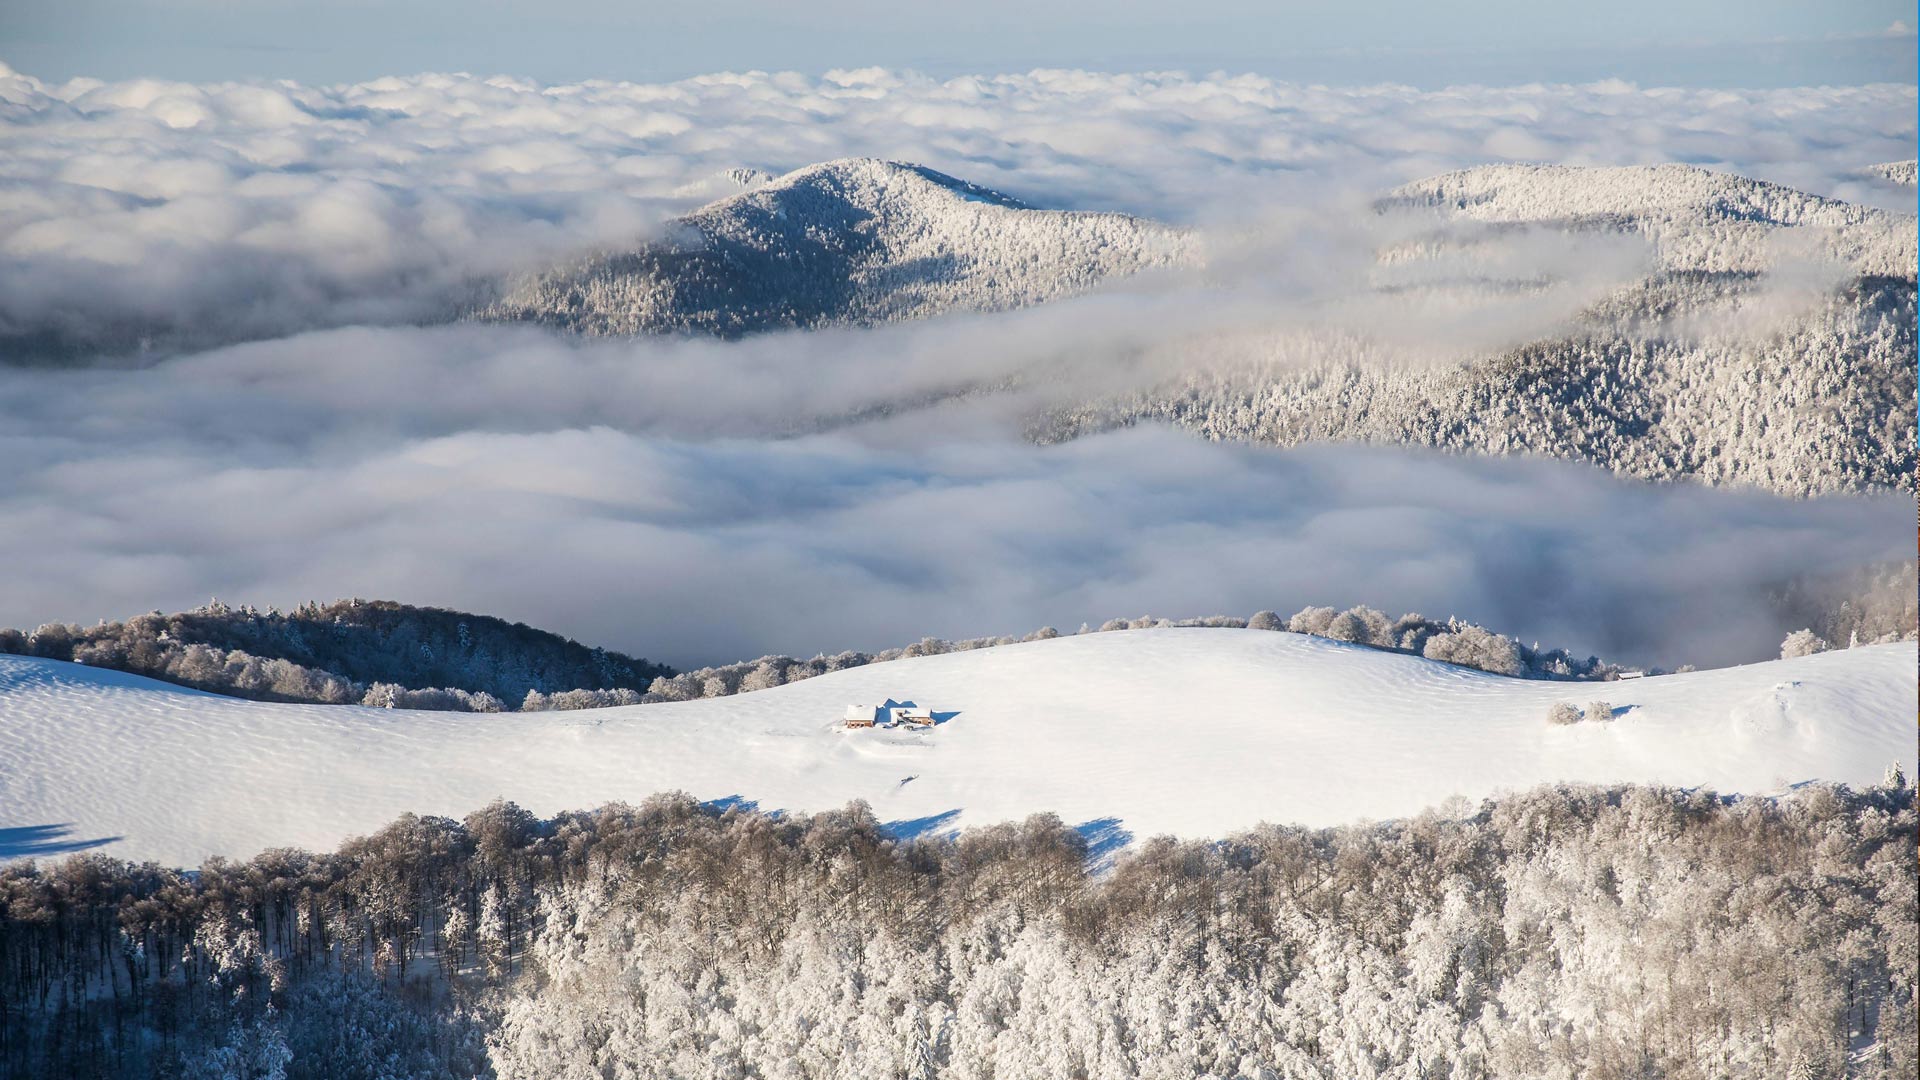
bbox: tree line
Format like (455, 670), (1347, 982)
(649, 605), (1634, 702)
(2, 777), (1912, 1079)
(0, 599), (671, 712)
(8, 585), (1911, 714)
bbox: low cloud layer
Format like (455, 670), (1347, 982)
(0, 62), (1912, 357)
(0, 63), (1909, 669)
(0, 323), (1906, 670)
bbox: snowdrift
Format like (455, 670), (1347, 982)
(0, 628), (1910, 867)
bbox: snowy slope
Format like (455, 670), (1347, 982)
(1383, 163), (1917, 276)
(1, 629), (1911, 868)
(476, 158), (1194, 336)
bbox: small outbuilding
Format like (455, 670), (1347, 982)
(844, 704), (880, 728)
(892, 706), (935, 727)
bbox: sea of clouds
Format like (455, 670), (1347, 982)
(0, 318), (1907, 670)
(1, 61), (1914, 357)
(0, 61), (1911, 668)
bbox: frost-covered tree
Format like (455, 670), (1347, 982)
(1781, 628), (1832, 659)
(1288, 606), (1337, 635)
(4, 782), (1914, 1080)
(1323, 610), (1368, 643)
(1422, 625), (1525, 677)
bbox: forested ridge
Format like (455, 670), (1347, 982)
(475, 158), (1191, 339)
(1042, 274), (1917, 498)
(0, 599), (671, 712)
(3, 779), (1912, 1079)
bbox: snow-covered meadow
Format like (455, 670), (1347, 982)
(3, 628), (1911, 867)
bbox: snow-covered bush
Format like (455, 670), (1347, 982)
(1547, 701), (1582, 725)
(1422, 625), (1526, 677)
(522, 688), (644, 711)
(1287, 606), (1337, 635)
(363, 683), (505, 712)
(1323, 610), (1369, 643)
(1780, 628), (1832, 659)
(1586, 700), (1614, 723)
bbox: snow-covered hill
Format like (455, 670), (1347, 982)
(480, 157), (1915, 496)
(475, 158), (1194, 336)
(1, 628), (1909, 868)
(1382, 163), (1917, 276)
(1057, 164), (1917, 496)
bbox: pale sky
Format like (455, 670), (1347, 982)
(2, 0), (1914, 87)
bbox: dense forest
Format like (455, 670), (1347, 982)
(1042, 274), (1917, 498)
(0, 600), (672, 711)
(3, 779), (1912, 1079)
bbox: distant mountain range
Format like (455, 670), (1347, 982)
(478, 158), (1915, 496)
(475, 158), (1195, 336)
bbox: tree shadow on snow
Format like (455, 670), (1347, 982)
(0, 824), (120, 859)
(704, 795), (784, 820)
(1076, 817), (1134, 873)
(882, 808), (963, 841)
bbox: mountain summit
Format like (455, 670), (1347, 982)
(476, 158), (1194, 337)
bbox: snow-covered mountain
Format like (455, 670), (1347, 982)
(1055, 164), (1917, 496)
(481, 158), (1913, 496)
(2, 628), (1910, 868)
(1381, 163), (1916, 275)
(475, 158), (1195, 336)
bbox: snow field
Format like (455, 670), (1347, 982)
(0, 628), (1911, 867)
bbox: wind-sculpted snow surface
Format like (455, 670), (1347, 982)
(474, 158), (1194, 336)
(0, 629), (1910, 868)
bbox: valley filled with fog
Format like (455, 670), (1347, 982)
(0, 54), (1915, 1080)
(1, 62), (1913, 670)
